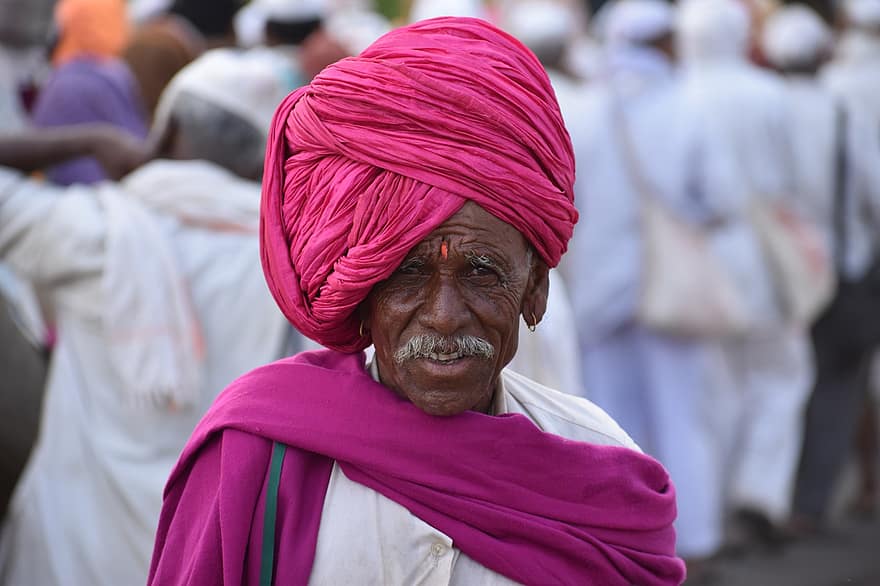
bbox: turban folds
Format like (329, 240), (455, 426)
(261, 17), (577, 352)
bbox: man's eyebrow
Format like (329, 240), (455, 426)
(398, 256), (425, 269)
(463, 250), (518, 289)
(464, 251), (497, 266)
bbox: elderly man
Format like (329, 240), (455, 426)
(0, 49), (291, 585)
(148, 17), (684, 586)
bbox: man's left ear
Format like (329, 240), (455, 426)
(521, 258), (550, 326)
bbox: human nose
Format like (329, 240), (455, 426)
(417, 274), (470, 335)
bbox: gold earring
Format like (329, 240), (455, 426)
(359, 320), (366, 337)
(528, 312), (537, 333)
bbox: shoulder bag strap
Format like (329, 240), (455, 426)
(260, 442), (287, 586)
(610, 94), (665, 204)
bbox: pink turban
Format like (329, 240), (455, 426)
(261, 16), (577, 352)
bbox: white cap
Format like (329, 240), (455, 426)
(762, 5), (831, 69)
(677, 0), (751, 62)
(235, 0), (329, 48)
(255, 0), (328, 22)
(604, 0), (675, 46)
(129, 0), (173, 24)
(845, 0), (880, 29)
(234, 2), (269, 48)
(408, 0), (487, 23)
(502, 0), (577, 53)
(324, 8), (392, 55)
(153, 48), (290, 140)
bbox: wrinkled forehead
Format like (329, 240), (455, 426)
(407, 201), (531, 259)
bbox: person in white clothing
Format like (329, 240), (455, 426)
(0, 49), (292, 586)
(822, 0), (880, 125)
(760, 3), (880, 535)
(677, 0), (816, 550)
(566, 0), (735, 569)
(498, 0), (586, 396)
(822, 3), (880, 519)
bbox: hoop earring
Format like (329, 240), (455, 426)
(359, 320), (366, 337)
(528, 312), (537, 333)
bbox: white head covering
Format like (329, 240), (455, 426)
(324, 8), (392, 55)
(152, 48), (289, 143)
(257, 0), (328, 21)
(234, 0), (329, 47)
(845, 0), (880, 30)
(603, 0), (674, 47)
(234, 2), (268, 48)
(502, 0), (577, 55)
(129, 0), (173, 24)
(677, 0), (751, 63)
(408, 0), (487, 23)
(761, 5), (831, 69)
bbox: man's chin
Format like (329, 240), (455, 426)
(401, 374), (497, 417)
(409, 395), (488, 417)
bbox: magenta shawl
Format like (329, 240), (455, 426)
(260, 17), (578, 353)
(148, 350), (685, 585)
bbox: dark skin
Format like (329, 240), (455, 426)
(362, 201), (550, 417)
(0, 125), (151, 179)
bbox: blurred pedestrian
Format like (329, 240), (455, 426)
(30, 0), (149, 186)
(678, 0), (816, 551)
(122, 14), (205, 124)
(567, 0), (735, 573)
(769, 2), (880, 535)
(822, 0), (880, 127)
(500, 0), (586, 394)
(0, 49), (291, 586)
(168, 0), (243, 48)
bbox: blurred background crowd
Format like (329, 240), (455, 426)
(0, 0), (878, 584)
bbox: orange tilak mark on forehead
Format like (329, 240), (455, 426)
(440, 240), (449, 260)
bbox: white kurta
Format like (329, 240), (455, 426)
(823, 30), (880, 415)
(680, 59), (815, 524)
(308, 363), (640, 585)
(0, 162), (289, 586)
(822, 31), (880, 129)
(0, 45), (47, 350)
(564, 46), (735, 343)
(566, 45), (733, 559)
(679, 61), (793, 328)
(820, 32), (880, 280)
(783, 76), (880, 282)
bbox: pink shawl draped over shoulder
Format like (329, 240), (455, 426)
(148, 350), (685, 585)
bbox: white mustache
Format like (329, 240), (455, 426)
(394, 334), (495, 364)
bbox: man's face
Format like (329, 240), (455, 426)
(363, 201), (549, 417)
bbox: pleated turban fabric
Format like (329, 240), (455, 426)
(261, 16), (577, 352)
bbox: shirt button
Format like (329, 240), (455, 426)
(431, 543), (447, 557)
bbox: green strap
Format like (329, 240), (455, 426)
(260, 442), (287, 586)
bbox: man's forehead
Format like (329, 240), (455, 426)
(423, 202), (521, 239)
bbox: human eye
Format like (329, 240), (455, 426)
(396, 256), (426, 276)
(465, 253), (504, 285)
